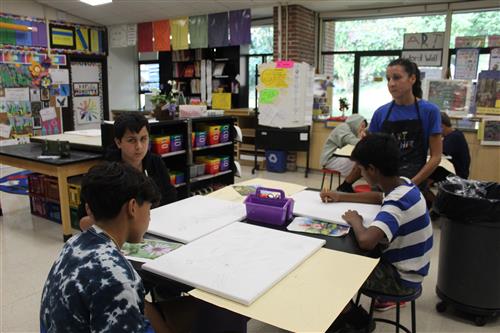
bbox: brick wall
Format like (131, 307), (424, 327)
(273, 5), (316, 66)
(322, 21), (335, 75)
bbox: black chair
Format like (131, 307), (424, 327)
(356, 286), (422, 333)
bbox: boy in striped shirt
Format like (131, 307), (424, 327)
(322, 133), (433, 331)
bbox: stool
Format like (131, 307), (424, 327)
(320, 168), (341, 190)
(354, 184), (371, 193)
(356, 287), (422, 333)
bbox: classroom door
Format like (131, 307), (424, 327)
(357, 55), (398, 121)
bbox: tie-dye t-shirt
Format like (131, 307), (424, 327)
(40, 226), (153, 333)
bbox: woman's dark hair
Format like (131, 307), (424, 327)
(114, 113), (150, 140)
(388, 58), (423, 99)
(81, 162), (160, 221)
(351, 133), (400, 177)
(440, 111), (452, 127)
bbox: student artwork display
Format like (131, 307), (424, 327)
(455, 36), (486, 48)
(490, 48), (500, 71)
(454, 48), (480, 80)
(0, 13), (48, 47)
(313, 75), (333, 117)
(71, 62), (103, 127)
(74, 97), (100, 124)
(287, 217), (350, 237)
(480, 118), (500, 146)
(0, 64), (33, 88)
(475, 71), (500, 115)
(121, 239), (182, 263)
(423, 80), (473, 116)
(257, 61), (314, 128)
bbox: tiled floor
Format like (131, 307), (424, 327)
(1, 165), (499, 332)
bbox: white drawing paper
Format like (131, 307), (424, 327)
(39, 107), (57, 122)
(147, 195), (246, 243)
(4, 88), (30, 102)
(142, 222), (325, 305)
(48, 69), (70, 85)
(291, 190), (380, 227)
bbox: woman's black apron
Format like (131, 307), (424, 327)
(381, 99), (426, 179)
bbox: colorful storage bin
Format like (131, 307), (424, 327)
(219, 124), (230, 143)
(244, 187), (294, 226)
(170, 134), (183, 152)
(151, 136), (171, 155)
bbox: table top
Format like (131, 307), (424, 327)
(0, 142), (102, 165)
(31, 132), (103, 152)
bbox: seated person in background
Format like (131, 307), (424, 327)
(79, 113), (176, 230)
(319, 114), (367, 176)
(429, 112), (471, 183)
(41, 162), (196, 333)
(321, 134), (433, 331)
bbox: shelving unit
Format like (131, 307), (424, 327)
(171, 49), (205, 104)
(224, 109), (265, 168)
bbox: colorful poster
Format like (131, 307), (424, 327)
(490, 48), (500, 71)
(50, 25), (75, 48)
(489, 35), (500, 48)
(480, 118), (500, 146)
(475, 70), (500, 115)
(0, 64), (32, 88)
(454, 48), (480, 80)
(121, 239), (182, 262)
(50, 54), (67, 66)
(455, 36), (486, 48)
(74, 96), (101, 124)
(287, 217), (350, 237)
(73, 82), (99, 97)
(424, 80), (472, 116)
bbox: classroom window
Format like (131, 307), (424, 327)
(249, 25), (273, 55)
(139, 62), (159, 109)
(449, 10), (500, 48)
(248, 54), (273, 109)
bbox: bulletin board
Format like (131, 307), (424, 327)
(0, 50), (64, 144)
(256, 61), (314, 128)
(70, 61), (104, 129)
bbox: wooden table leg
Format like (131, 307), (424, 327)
(57, 168), (73, 242)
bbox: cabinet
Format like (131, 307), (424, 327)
(101, 116), (236, 199)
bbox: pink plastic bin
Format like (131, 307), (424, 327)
(244, 187), (294, 226)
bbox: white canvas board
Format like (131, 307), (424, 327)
(147, 195), (246, 243)
(291, 190), (380, 227)
(142, 222), (325, 305)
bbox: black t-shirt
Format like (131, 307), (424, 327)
(78, 149), (177, 219)
(443, 129), (471, 179)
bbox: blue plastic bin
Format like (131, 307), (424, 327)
(265, 150), (287, 173)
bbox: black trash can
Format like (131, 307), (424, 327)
(434, 179), (500, 326)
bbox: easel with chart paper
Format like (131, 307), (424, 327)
(252, 61), (314, 177)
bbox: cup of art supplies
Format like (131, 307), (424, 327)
(244, 187), (294, 226)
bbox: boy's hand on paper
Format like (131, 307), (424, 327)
(320, 190), (341, 203)
(342, 209), (363, 225)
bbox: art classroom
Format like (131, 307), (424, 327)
(1, 0), (499, 332)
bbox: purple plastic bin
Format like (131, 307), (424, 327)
(244, 187), (294, 226)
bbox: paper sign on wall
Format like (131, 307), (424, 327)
(0, 123), (12, 138)
(259, 89), (279, 104)
(455, 48), (480, 80)
(48, 69), (70, 84)
(39, 107), (57, 121)
(403, 32), (444, 49)
(4, 88), (30, 102)
(401, 50), (442, 67)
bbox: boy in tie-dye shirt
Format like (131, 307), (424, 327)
(41, 162), (171, 332)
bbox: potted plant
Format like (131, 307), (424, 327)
(152, 80), (179, 120)
(339, 97), (349, 117)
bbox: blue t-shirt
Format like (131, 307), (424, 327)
(369, 99), (442, 154)
(371, 178), (433, 288)
(40, 226), (153, 333)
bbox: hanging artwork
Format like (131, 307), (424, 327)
(423, 80), (473, 116)
(74, 96), (100, 124)
(0, 64), (33, 88)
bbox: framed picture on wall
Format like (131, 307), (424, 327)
(49, 24), (76, 50)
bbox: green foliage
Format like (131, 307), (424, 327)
(250, 25), (273, 54)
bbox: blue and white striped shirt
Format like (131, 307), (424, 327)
(371, 177), (433, 288)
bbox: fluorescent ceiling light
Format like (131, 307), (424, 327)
(80, 0), (112, 6)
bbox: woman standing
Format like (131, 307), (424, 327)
(338, 58), (442, 192)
